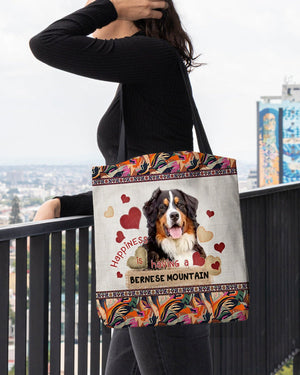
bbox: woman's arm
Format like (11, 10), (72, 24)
(33, 198), (61, 221)
(29, 0), (176, 84)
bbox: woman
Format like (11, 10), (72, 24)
(30, 0), (213, 374)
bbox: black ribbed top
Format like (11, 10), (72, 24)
(29, 0), (195, 216)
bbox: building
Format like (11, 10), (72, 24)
(257, 83), (300, 187)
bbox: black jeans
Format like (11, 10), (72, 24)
(105, 324), (213, 375)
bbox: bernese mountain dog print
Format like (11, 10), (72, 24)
(142, 188), (206, 268)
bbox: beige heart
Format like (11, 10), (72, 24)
(197, 226), (213, 242)
(127, 247), (148, 270)
(206, 255), (222, 276)
(104, 206), (114, 218)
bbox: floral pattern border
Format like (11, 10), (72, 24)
(96, 288), (249, 328)
(92, 151), (237, 184)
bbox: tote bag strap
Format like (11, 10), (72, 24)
(117, 57), (212, 162)
(177, 58), (212, 155)
(117, 82), (127, 162)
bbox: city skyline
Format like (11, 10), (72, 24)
(1, 0), (300, 166)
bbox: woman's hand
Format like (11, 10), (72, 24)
(110, 0), (168, 21)
(33, 198), (61, 221)
(86, 0), (168, 20)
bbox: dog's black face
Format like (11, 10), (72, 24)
(143, 188), (199, 243)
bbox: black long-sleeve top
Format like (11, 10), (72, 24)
(29, 0), (195, 216)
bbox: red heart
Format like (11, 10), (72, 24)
(193, 252), (205, 266)
(116, 231), (125, 243)
(120, 207), (141, 230)
(206, 210), (214, 218)
(211, 261), (220, 270)
(117, 272), (123, 278)
(214, 242), (225, 253)
(121, 194), (130, 203)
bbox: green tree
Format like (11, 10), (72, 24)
(9, 195), (22, 224)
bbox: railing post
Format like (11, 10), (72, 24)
(64, 230), (76, 375)
(0, 240), (10, 375)
(15, 237), (28, 375)
(50, 232), (62, 375)
(78, 227), (89, 374)
(90, 229), (100, 375)
(28, 234), (49, 375)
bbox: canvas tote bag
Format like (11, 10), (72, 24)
(92, 58), (249, 328)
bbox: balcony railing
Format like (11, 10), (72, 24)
(0, 182), (299, 375)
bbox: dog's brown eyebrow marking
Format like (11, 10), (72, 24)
(163, 198), (169, 206)
(174, 196), (179, 204)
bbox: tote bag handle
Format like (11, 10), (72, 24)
(117, 56), (212, 162)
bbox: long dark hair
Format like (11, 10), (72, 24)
(134, 0), (202, 72)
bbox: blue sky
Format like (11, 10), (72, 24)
(1, 0), (299, 165)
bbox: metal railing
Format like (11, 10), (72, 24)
(0, 216), (109, 375)
(0, 182), (299, 375)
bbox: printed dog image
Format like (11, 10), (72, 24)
(142, 188), (206, 268)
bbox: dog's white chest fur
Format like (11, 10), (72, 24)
(161, 232), (196, 266)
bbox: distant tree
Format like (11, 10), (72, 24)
(9, 195), (22, 224)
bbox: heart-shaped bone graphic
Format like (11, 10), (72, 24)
(197, 226), (213, 243)
(206, 255), (222, 276)
(116, 231), (125, 243)
(121, 194), (130, 203)
(104, 206), (114, 218)
(127, 247), (148, 269)
(206, 210), (214, 218)
(120, 207), (141, 230)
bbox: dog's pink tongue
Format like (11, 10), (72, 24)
(169, 226), (182, 239)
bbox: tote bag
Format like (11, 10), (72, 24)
(92, 59), (249, 328)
